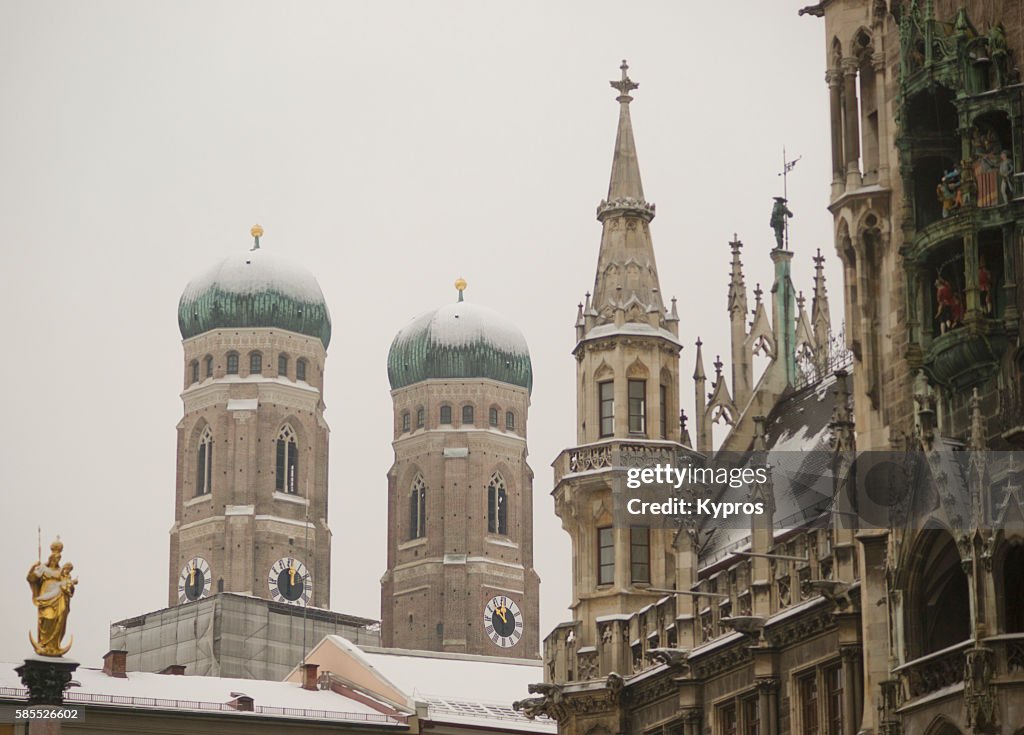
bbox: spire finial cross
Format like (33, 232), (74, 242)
(610, 59), (639, 102)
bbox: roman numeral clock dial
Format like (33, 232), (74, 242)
(483, 595), (524, 648)
(177, 557), (212, 603)
(268, 557), (312, 606)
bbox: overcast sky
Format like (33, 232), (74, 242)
(0, 2), (841, 667)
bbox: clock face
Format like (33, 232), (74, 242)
(268, 557), (312, 606)
(178, 557), (212, 603)
(483, 595), (524, 648)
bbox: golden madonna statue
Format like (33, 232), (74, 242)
(27, 540), (77, 656)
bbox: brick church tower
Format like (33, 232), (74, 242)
(381, 281), (541, 658)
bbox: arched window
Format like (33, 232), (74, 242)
(462, 405), (474, 425)
(487, 473), (508, 535)
(249, 352), (263, 375)
(190, 360), (199, 385)
(416, 407), (425, 429)
(296, 358), (307, 381)
(505, 411), (515, 431)
(489, 407), (499, 427)
(911, 530), (970, 657)
(440, 405), (452, 424)
(226, 352), (239, 375)
(204, 355), (214, 379)
(401, 411), (411, 433)
(278, 353), (288, 377)
(276, 425), (299, 494)
(196, 426), (213, 496)
(409, 475), (426, 539)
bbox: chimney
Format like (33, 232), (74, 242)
(159, 664), (186, 676)
(102, 650), (128, 679)
(301, 663), (319, 691)
(227, 693), (254, 712)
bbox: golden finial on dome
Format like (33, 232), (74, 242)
(455, 277), (467, 302)
(250, 224), (263, 250)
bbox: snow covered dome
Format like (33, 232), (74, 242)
(387, 300), (532, 393)
(178, 245), (331, 348)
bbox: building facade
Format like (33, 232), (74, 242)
(381, 285), (541, 657)
(519, 31), (1024, 735)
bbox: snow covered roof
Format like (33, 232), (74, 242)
(291, 636), (556, 733)
(388, 301), (533, 393)
(0, 661), (405, 726)
(178, 248), (332, 347)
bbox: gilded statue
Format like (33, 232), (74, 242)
(27, 540), (77, 656)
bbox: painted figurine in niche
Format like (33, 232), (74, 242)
(978, 257), (993, 315)
(934, 275), (964, 333)
(937, 168), (963, 216)
(770, 197), (793, 250)
(27, 540), (78, 656)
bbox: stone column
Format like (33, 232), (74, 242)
(842, 58), (862, 187)
(841, 646), (862, 735)
(682, 709), (702, 735)
(872, 54), (890, 184)
(827, 70), (844, 187)
(756, 678), (779, 735)
(1003, 222), (1019, 329)
(964, 231), (980, 316)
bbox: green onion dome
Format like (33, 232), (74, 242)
(178, 246), (331, 348)
(387, 300), (532, 393)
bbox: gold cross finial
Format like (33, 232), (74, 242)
(610, 59), (638, 101)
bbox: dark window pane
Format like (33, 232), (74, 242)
(462, 405), (474, 425)
(801, 674), (819, 735)
(205, 355), (213, 378)
(278, 354), (288, 376)
(505, 411), (515, 430)
(599, 381), (614, 437)
(402, 412), (410, 432)
(598, 527), (614, 585)
(286, 440), (298, 493)
(440, 405), (452, 424)
(250, 352), (262, 375)
(296, 359), (307, 381)
(196, 442), (207, 496)
(630, 526), (650, 583)
(659, 384), (667, 439)
(190, 361), (199, 384)
(489, 407), (499, 426)
(628, 379), (646, 434)
(416, 407), (425, 428)
(226, 353), (239, 375)
(275, 439), (286, 491)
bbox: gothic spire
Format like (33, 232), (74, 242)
(605, 60), (645, 205)
(588, 61), (666, 334)
(727, 236), (748, 318)
(811, 248), (831, 348)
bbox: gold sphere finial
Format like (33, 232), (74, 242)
(455, 278), (467, 302)
(251, 224), (264, 239)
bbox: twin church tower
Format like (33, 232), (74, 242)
(163, 62), (659, 663)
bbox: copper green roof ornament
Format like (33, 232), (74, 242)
(250, 224), (263, 250)
(455, 277), (467, 302)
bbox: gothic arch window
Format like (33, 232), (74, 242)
(409, 475), (426, 540)
(505, 410), (515, 431)
(278, 353), (289, 378)
(196, 426), (213, 496)
(226, 352), (239, 375)
(204, 354), (213, 379)
(249, 351), (263, 375)
(296, 358), (308, 382)
(462, 404), (474, 425)
(440, 405), (452, 425)
(190, 360), (199, 385)
(489, 406), (499, 427)
(487, 472), (508, 535)
(275, 424), (299, 494)
(1001, 543), (1024, 633)
(908, 529), (970, 657)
